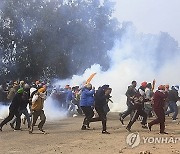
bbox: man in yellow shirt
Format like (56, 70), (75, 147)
(29, 87), (46, 134)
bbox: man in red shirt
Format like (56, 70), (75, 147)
(148, 85), (168, 134)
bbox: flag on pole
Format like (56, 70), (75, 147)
(152, 79), (156, 91)
(86, 73), (96, 84)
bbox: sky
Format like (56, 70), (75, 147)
(113, 0), (180, 44)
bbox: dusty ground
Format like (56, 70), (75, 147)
(1, 113), (180, 154)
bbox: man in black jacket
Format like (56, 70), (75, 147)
(10, 85), (31, 129)
(119, 81), (137, 125)
(126, 91), (148, 132)
(89, 85), (111, 134)
(0, 88), (23, 131)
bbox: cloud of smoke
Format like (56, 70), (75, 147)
(44, 96), (67, 121)
(0, 98), (68, 121)
(53, 23), (180, 112)
(0, 103), (8, 119)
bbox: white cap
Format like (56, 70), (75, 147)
(30, 87), (37, 96)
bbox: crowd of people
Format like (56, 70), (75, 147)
(119, 81), (180, 134)
(0, 80), (48, 133)
(0, 79), (113, 134)
(0, 79), (180, 135)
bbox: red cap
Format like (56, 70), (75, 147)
(141, 82), (147, 88)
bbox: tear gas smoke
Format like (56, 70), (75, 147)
(44, 96), (67, 121)
(53, 24), (180, 112)
(0, 103), (8, 119)
(0, 98), (67, 121)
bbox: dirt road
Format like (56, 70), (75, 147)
(0, 113), (180, 154)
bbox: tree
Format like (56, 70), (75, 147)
(0, 0), (119, 82)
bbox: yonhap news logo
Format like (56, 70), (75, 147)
(126, 132), (141, 148)
(126, 132), (180, 148)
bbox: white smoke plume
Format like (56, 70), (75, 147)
(0, 103), (8, 119)
(0, 98), (68, 121)
(44, 96), (67, 121)
(53, 23), (180, 112)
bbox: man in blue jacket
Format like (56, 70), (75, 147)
(80, 83), (95, 130)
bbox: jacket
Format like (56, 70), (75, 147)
(20, 91), (30, 110)
(168, 89), (179, 102)
(31, 93), (45, 111)
(66, 89), (73, 102)
(80, 88), (95, 107)
(7, 85), (19, 101)
(9, 93), (23, 111)
(95, 87), (110, 108)
(126, 85), (138, 103)
(153, 90), (168, 109)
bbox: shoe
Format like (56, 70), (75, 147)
(142, 125), (148, 129)
(10, 123), (14, 129)
(160, 132), (168, 134)
(172, 120), (177, 122)
(81, 125), (86, 130)
(14, 128), (22, 131)
(73, 114), (78, 117)
(126, 127), (131, 132)
(119, 116), (124, 125)
(147, 123), (152, 131)
(84, 119), (90, 128)
(87, 122), (90, 128)
(29, 130), (33, 134)
(102, 130), (110, 134)
(38, 125), (45, 132)
(39, 128), (45, 133)
(29, 126), (33, 134)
